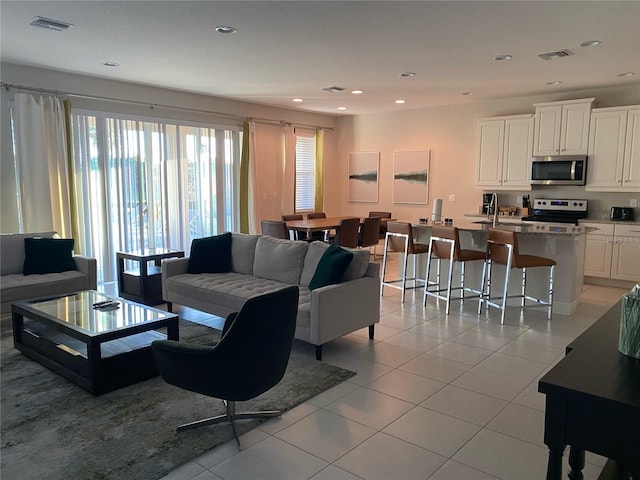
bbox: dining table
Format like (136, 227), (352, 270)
(285, 216), (393, 239)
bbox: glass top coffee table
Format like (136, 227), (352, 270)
(11, 290), (179, 395)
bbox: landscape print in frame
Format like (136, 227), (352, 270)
(348, 152), (379, 203)
(393, 150), (430, 204)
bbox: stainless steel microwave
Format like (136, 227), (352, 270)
(530, 155), (587, 186)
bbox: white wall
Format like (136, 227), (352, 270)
(2, 62), (640, 234)
(332, 84), (640, 221)
(0, 62), (338, 232)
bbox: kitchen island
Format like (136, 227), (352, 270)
(399, 219), (591, 315)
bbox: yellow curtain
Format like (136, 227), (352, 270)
(239, 121), (250, 233)
(314, 128), (324, 212)
(63, 100), (81, 249)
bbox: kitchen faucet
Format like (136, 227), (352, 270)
(487, 192), (499, 227)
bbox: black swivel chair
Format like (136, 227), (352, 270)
(151, 286), (300, 448)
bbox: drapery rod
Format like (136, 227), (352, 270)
(0, 81), (335, 131)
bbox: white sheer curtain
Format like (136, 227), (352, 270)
(11, 93), (72, 236)
(71, 111), (241, 284)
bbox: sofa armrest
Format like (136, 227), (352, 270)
(309, 275), (380, 345)
(162, 256), (190, 292)
(73, 255), (97, 289)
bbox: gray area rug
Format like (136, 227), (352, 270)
(1, 316), (355, 480)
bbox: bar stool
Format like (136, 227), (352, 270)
(478, 229), (556, 324)
(380, 221), (429, 303)
(423, 226), (485, 314)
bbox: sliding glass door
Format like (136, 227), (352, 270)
(71, 111), (241, 283)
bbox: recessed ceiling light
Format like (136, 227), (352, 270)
(546, 81), (562, 85)
(351, 90), (364, 95)
(493, 55), (512, 61)
(580, 40), (601, 47)
(462, 91), (475, 96)
(215, 25), (237, 34)
(103, 61), (119, 67)
(337, 107), (347, 111)
(292, 98), (303, 102)
(617, 72), (636, 77)
(400, 72), (416, 78)
(394, 99), (406, 104)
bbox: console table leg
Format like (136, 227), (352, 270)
(568, 447), (585, 480)
(546, 446), (565, 480)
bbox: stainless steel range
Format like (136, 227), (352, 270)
(522, 198), (588, 225)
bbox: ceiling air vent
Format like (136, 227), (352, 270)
(30, 16), (74, 32)
(537, 49), (573, 61)
(322, 86), (345, 93)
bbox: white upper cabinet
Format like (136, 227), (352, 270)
(476, 114), (533, 190)
(586, 106), (640, 192)
(533, 98), (594, 155)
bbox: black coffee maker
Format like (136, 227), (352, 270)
(481, 193), (493, 214)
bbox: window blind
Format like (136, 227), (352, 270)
(295, 132), (316, 212)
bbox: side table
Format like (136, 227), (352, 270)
(117, 248), (184, 305)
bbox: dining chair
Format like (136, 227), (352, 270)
(260, 220), (289, 239)
(282, 214), (306, 240)
(333, 217), (360, 248)
(358, 216), (381, 252)
(306, 212), (329, 241)
(368, 211), (392, 240)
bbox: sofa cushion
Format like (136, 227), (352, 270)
(23, 238), (75, 275)
(1, 232), (57, 275)
(0, 271), (89, 304)
(188, 232), (232, 274)
(231, 233), (260, 274)
(166, 272), (295, 311)
(309, 243), (354, 290)
(300, 241), (371, 287)
(253, 236), (308, 284)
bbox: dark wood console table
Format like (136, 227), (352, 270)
(538, 301), (640, 480)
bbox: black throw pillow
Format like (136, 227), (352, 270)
(23, 237), (75, 275)
(309, 243), (354, 290)
(187, 232), (232, 274)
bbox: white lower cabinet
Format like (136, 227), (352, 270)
(584, 222), (640, 281)
(611, 224), (640, 281)
(584, 223), (614, 278)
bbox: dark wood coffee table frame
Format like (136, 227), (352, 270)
(12, 291), (179, 395)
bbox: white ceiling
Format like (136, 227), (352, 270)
(1, 1), (639, 115)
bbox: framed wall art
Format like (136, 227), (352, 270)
(348, 152), (379, 203)
(393, 150), (430, 204)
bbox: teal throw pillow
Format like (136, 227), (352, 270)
(309, 243), (354, 290)
(188, 232), (232, 274)
(23, 237), (75, 275)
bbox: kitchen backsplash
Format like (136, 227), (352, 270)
(487, 187), (638, 219)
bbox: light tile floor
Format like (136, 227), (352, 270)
(156, 255), (628, 480)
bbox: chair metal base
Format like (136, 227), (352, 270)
(177, 399), (281, 449)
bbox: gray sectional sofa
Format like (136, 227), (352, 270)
(0, 232), (97, 313)
(162, 233), (380, 360)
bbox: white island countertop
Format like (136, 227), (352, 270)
(405, 218), (595, 236)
